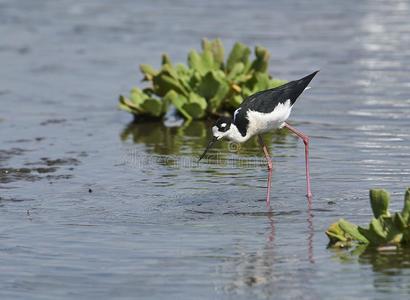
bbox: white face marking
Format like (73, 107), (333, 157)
(212, 126), (223, 139)
(212, 124), (232, 140)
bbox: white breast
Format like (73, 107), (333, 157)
(246, 99), (292, 136)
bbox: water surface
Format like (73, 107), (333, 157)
(1, 0), (410, 299)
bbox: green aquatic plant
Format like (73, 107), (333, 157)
(119, 38), (286, 121)
(326, 188), (410, 248)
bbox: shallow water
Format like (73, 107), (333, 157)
(1, 0), (410, 299)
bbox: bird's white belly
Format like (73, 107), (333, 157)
(246, 100), (292, 136)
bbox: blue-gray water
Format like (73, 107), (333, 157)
(1, 0), (410, 299)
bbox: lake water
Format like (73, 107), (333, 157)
(1, 0), (410, 299)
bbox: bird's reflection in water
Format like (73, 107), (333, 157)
(267, 209), (275, 243)
(218, 201), (315, 296)
(307, 198), (315, 264)
(121, 120), (314, 295)
(120, 120), (291, 156)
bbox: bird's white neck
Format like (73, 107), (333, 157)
(224, 124), (250, 143)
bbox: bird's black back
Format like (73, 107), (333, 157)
(233, 70), (319, 136)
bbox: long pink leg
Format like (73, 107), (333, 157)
(257, 135), (273, 207)
(283, 122), (312, 199)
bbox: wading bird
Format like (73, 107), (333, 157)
(198, 71), (319, 206)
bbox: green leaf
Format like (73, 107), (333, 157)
(202, 38), (225, 68)
(188, 70), (202, 89)
(182, 102), (205, 119)
(119, 87), (149, 114)
(226, 42), (251, 73)
(338, 219), (369, 244)
(381, 215), (403, 244)
(153, 72), (188, 97)
(197, 70), (226, 99)
(394, 212), (406, 231)
(175, 63), (189, 76)
(252, 73), (271, 92)
(209, 82), (230, 113)
(189, 92), (207, 110)
(250, 46), (270, 73)
(140, 64), (157, 81)
(358, 227), (384, 246)
(201, 38), (211, 52)
(163, 90), (192, 121)
(370, 218), (387, 239)
(403, 229), (410, 245)
(227, 62), (245, 80)
(402, 188), (410, 223)
(240, 86), (253, 98)
(142, 87), (155, 97)
(230, 94), (244, 107)
(163, 90), (186, 108)
(187, 50), (204, 74)
(118, 95), (141, 114)
(188, 46), (219, 76)
(119, 92), (164, 118)
(369, 189), (390, 218)
(357, 218), (389, 246)
(270, 79), (287, 88)
(161, 64), (180, 81)
(161, 53), (172, 66)
(141, 98), (163, 117)
(202, 49), (217, 71)
(130, 87), (149, 106)
(326, 221), (347, 243)
(181, 92), (208, 119)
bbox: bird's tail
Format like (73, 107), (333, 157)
(298, 70), (319, 89)
(290, 70), (319, 105)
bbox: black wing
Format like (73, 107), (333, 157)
(233, 71), (319, 136)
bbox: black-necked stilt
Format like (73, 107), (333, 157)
(198, 71), (319, 206)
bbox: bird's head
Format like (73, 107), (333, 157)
(198, 117), (233, 162)
(212, 117), (233, 140)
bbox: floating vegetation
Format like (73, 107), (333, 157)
(326, 188), (410, 249)
(119, 38), (286, 121)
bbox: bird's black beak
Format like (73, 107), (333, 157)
(198, 136), (218, 162)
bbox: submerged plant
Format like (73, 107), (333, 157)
(119, 38), (286, 121)
(326, 188), (410, 248)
